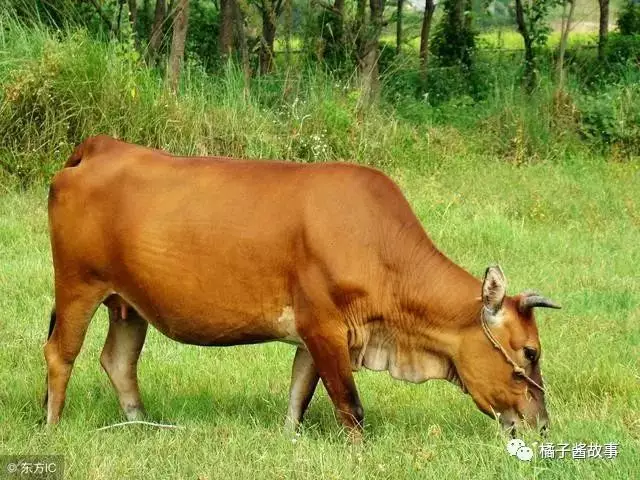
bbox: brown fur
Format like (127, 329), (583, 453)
(44, 135), (552, 435)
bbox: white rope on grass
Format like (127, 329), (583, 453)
(95, 420), (184, 432)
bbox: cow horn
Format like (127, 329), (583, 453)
(519, 293), (562, 312)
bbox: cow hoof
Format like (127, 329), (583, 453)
(124, 406), (146, 421)
(283, 416), (301, 434)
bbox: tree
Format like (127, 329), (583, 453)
(396, 0), (404, 54)
(220, 0), (236, 58)
(358, 0), (386, 108)
(148, 0), (167, 66)
(127, 0), (139, 48)
(168, 0), (190, 92)
(419, 0), (436, 89)
(432, 0), (475, 68)
(514, 0), (559, 91)
(316, 0), (347, 66)
(556, 0), (576, 89)
(598, 0), (609, 60)
(252, 0), (285, 74)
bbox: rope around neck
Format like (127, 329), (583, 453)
(480, 308), (545, 393)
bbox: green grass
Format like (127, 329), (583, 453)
(0, 9), (639, 479)
(1, 155), (639, 479)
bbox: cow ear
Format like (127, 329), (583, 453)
(482, 265), (507, 315)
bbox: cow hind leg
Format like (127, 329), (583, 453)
(44, 282), (107, 424)
(284, 346), (320, 432)
(100, 304), (148, 421)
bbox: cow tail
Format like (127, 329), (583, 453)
(48, 307), (56, 340)
(43, 307), (56, 408)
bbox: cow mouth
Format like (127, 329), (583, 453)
(447, 364), (468, 394)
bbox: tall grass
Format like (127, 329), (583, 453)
(0, 15), (422, 185)
(1, 12), (639, 187)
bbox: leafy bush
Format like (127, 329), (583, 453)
(605, 33), (640, 65)
(185, 0), (222, 71)
(618, 0), (640, 36)
(432, 0), (477, 68)
(578, 83), (640, 158)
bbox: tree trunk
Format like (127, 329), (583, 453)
(556, 0), (576, 89)
(359, 0), (384, 109)
(598, 0), (609, 60)
(220, 0), (235, 58)
(419, 0), (435, 89)
(284, 0), (292, 65)
(515, 0), (535, 92)
(396, 0), (404, 55)
(235, 1), (251, 96)
(148, 0), (166, 66)
(259, 0), (277, 74)
(168, 0), (190, 92)
(355, 0), (366, 51)
(128, 0), (139, 48)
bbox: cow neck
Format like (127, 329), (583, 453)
(391, 241), (482, 358)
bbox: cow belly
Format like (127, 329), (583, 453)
(114, 281), (301, 347)
(109, 234), (299, 346)
(147, 311), (283, 346)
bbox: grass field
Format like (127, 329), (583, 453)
(1, 155), (639, 479)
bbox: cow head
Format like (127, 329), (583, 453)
(453, 265), (560, 435)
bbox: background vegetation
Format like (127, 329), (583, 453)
(0, 0), (638, 479)
(0, 0), (639, 187)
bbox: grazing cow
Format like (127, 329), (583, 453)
(44, 135), (560, 438)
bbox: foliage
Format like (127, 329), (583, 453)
(604, 32), (640, 64)
(520, 0), (561, 52)
(577, 82), (640, 158)
(432, 0), (477, 68)
(1, 6), (640, 187)
(185, 0), (222, 70)
(618, 0), (640, 36)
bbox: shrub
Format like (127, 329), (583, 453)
(618, 0), (640, 36)
(578, 84), (640, 158)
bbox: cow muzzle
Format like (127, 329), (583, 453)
(499, 408), (550, 437)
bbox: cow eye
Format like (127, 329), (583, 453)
(524, 347), (538, 363)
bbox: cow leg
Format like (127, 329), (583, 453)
(44, 282), (106, 424)
(284, 346), (319, 432)
(100, 304), (148, 421)
(296, 314), (364, 440)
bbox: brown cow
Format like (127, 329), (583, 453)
(44, 135), (560, 438)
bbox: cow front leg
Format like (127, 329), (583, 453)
(285, 346), (320, 432)
(100, 302), (148, 421)
(298, 322), (364, 440)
